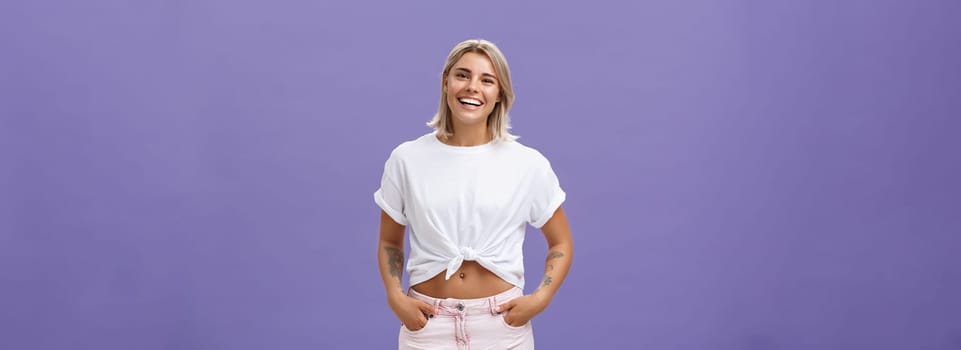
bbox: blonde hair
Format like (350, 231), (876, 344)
(427, 39), (517, 142)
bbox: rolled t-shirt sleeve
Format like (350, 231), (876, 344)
(373, 151), (408, 226)
(528, 157), (566, 228)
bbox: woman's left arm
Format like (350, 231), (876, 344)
(497, 206), (573, 326)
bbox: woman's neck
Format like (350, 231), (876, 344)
(443, 124), (491, 147)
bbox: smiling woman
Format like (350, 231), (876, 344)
(441, 53), (503, 134)
(428, 39), (517, 145)
(374, 39), (573, 350)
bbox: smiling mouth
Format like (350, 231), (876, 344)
(458, 98), (483, 107)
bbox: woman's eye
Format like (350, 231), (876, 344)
(456, 73), (468, 78)
(483, 79), (495, 84)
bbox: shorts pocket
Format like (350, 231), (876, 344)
(499, 313), (528, 330)
(401, 318), (431, 334)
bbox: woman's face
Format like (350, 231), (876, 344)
(444, 52), (501, 129)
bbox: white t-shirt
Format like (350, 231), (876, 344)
(374, 131), (566, 289)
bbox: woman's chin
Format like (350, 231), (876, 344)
(451, 113), (489, 127)
(459, 119), (488, 126)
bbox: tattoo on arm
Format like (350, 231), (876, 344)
(540, 275), (553, 288)
(384, 246), (404, 281)
(546, 251), (564, 261)
(537, 251), (564, 290)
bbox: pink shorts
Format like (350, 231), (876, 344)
(399, 287), (535, 350)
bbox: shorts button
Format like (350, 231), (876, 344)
(456, 303), (464, 311)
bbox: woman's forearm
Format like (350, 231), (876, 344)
(378, 210), (408, 298)
(532, 242), (572, 299)
(378, 240), (406, 298)
(533, 207), (574, 300)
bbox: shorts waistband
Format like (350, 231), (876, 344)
(407, 287), (523, 316)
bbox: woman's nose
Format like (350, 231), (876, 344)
(466, 79), (480, 92)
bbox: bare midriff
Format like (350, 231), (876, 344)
(411, 261), (514, 299)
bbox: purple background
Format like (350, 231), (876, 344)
(2, 0), (960, 349)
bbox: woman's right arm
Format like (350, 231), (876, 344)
(377, 210), (435, 330)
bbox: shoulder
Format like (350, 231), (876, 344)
(499, 139), (553, 167)
(385, 132), (436, 160)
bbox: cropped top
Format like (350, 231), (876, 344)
(374, 132), (565, 289)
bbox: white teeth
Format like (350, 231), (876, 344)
(458, 98), (482, 106)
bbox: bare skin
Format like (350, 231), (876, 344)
(412, 261), (514, 299)
(377, 52), (574, 330)
(377, 207), (573, 330)
(496, 207), (573, 327)
(378, 211), (434, 332)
